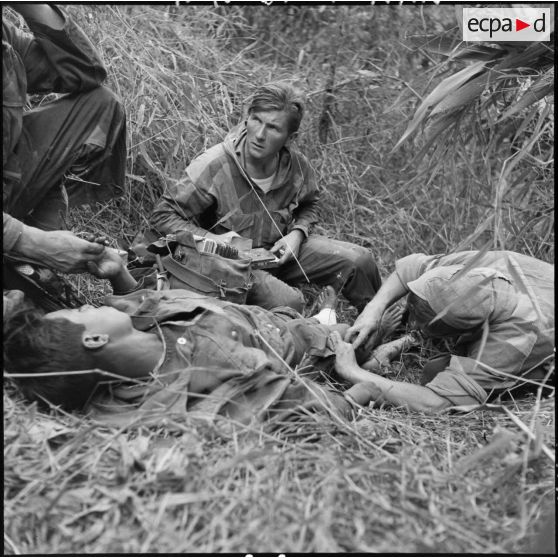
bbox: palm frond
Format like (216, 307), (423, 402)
(395, 31), (554, 152)
(498, 68), (554, 122)
(393, 60), (487, 150)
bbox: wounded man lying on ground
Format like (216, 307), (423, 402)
(3, 247), (401, 429)
(339, 250), (555, 413)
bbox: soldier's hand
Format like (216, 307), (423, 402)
(344, 311), (382, 350)
(86, 247), (125, 280)
(271, 230), (304, 265)
(76, 232), (111, 246)
(15, 227), (106, 273)
(330, 330), (359, 370)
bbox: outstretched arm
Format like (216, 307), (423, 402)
(344, 271), (408, 349)
(83, 241), (138, 294)
(6, 219), (107, 274)
(331, 331), (451, 413)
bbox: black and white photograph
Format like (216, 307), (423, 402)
(3, 1), (555, 554)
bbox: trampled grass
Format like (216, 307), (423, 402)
(4, 384), (555, 554)
(3, 4), (555, 554)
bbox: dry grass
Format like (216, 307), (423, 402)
(3, 4), (554, 554)
(4, 384), (555, 554)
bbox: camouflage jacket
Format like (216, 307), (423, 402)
(149, 123), (320, 249)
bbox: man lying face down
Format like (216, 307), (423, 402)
(339, 250), (555, 412)
(4, 247), (393, 428)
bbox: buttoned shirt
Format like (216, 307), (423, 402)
(89, 289), (351, 426)
(3, 7), (106, 251)
(396, 251), (554, 405)
(149, 124), (320, 249)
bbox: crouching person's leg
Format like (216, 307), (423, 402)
(276, 235), (382, 312)
(247, 269), (305, 313)
(61, 86), (127, 208)
(6, 86), (126, 230)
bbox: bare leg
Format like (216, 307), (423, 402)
(330, 331), (452, 412)
(362, 302), (405, 353)
(362, 333), (417, 373)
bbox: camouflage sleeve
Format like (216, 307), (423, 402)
(6, 7), (106, 94)
(290, 155), (319, 238)
(425, 321), (538, 405)
(149, 146), (225, 237)
(395, 253), (436, 288)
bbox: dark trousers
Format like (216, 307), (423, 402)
(4, 86), (126, 230)
(247, 235), (382, 312)
(3, 86), (126, 308)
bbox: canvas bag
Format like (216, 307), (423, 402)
(133, 230), (253, 304)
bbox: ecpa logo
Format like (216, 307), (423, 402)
(463, 7), (551, 42)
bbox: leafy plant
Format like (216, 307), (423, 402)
(394, 11), (554, 258)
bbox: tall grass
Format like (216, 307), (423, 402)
(3, 5), (554, 554)
(64, 4), (554, 266)
(47, 5), (551, 269)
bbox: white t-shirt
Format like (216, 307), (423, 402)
(251, 172), (276, 193)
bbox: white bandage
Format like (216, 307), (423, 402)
(313, 307), (337, 326)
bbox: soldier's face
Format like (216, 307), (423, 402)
(245, 109), (292, 164)
(46, 304), (134, 340)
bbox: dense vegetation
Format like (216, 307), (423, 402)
(68, 4), (554, 266)
(4, 4), (554, 554)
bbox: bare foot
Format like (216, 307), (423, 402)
(380, 303), (404, 339)
(363, 303), (404, 353)
(316, 285), (337, 312)
(362, 333), (417, 373)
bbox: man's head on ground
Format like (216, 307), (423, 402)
(3, 306), (103, 410)
(406, 291), (468, 339)
(406, 265), (515, 336)
(48, 304), (135, 341)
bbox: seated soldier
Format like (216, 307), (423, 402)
(336, 250), (555, 412)
(4, 247), (400, 428)
(147, 81), (381, 312)
(3, 4), (126, 309)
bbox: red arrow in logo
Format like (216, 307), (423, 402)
(516, 18), (530, 31)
